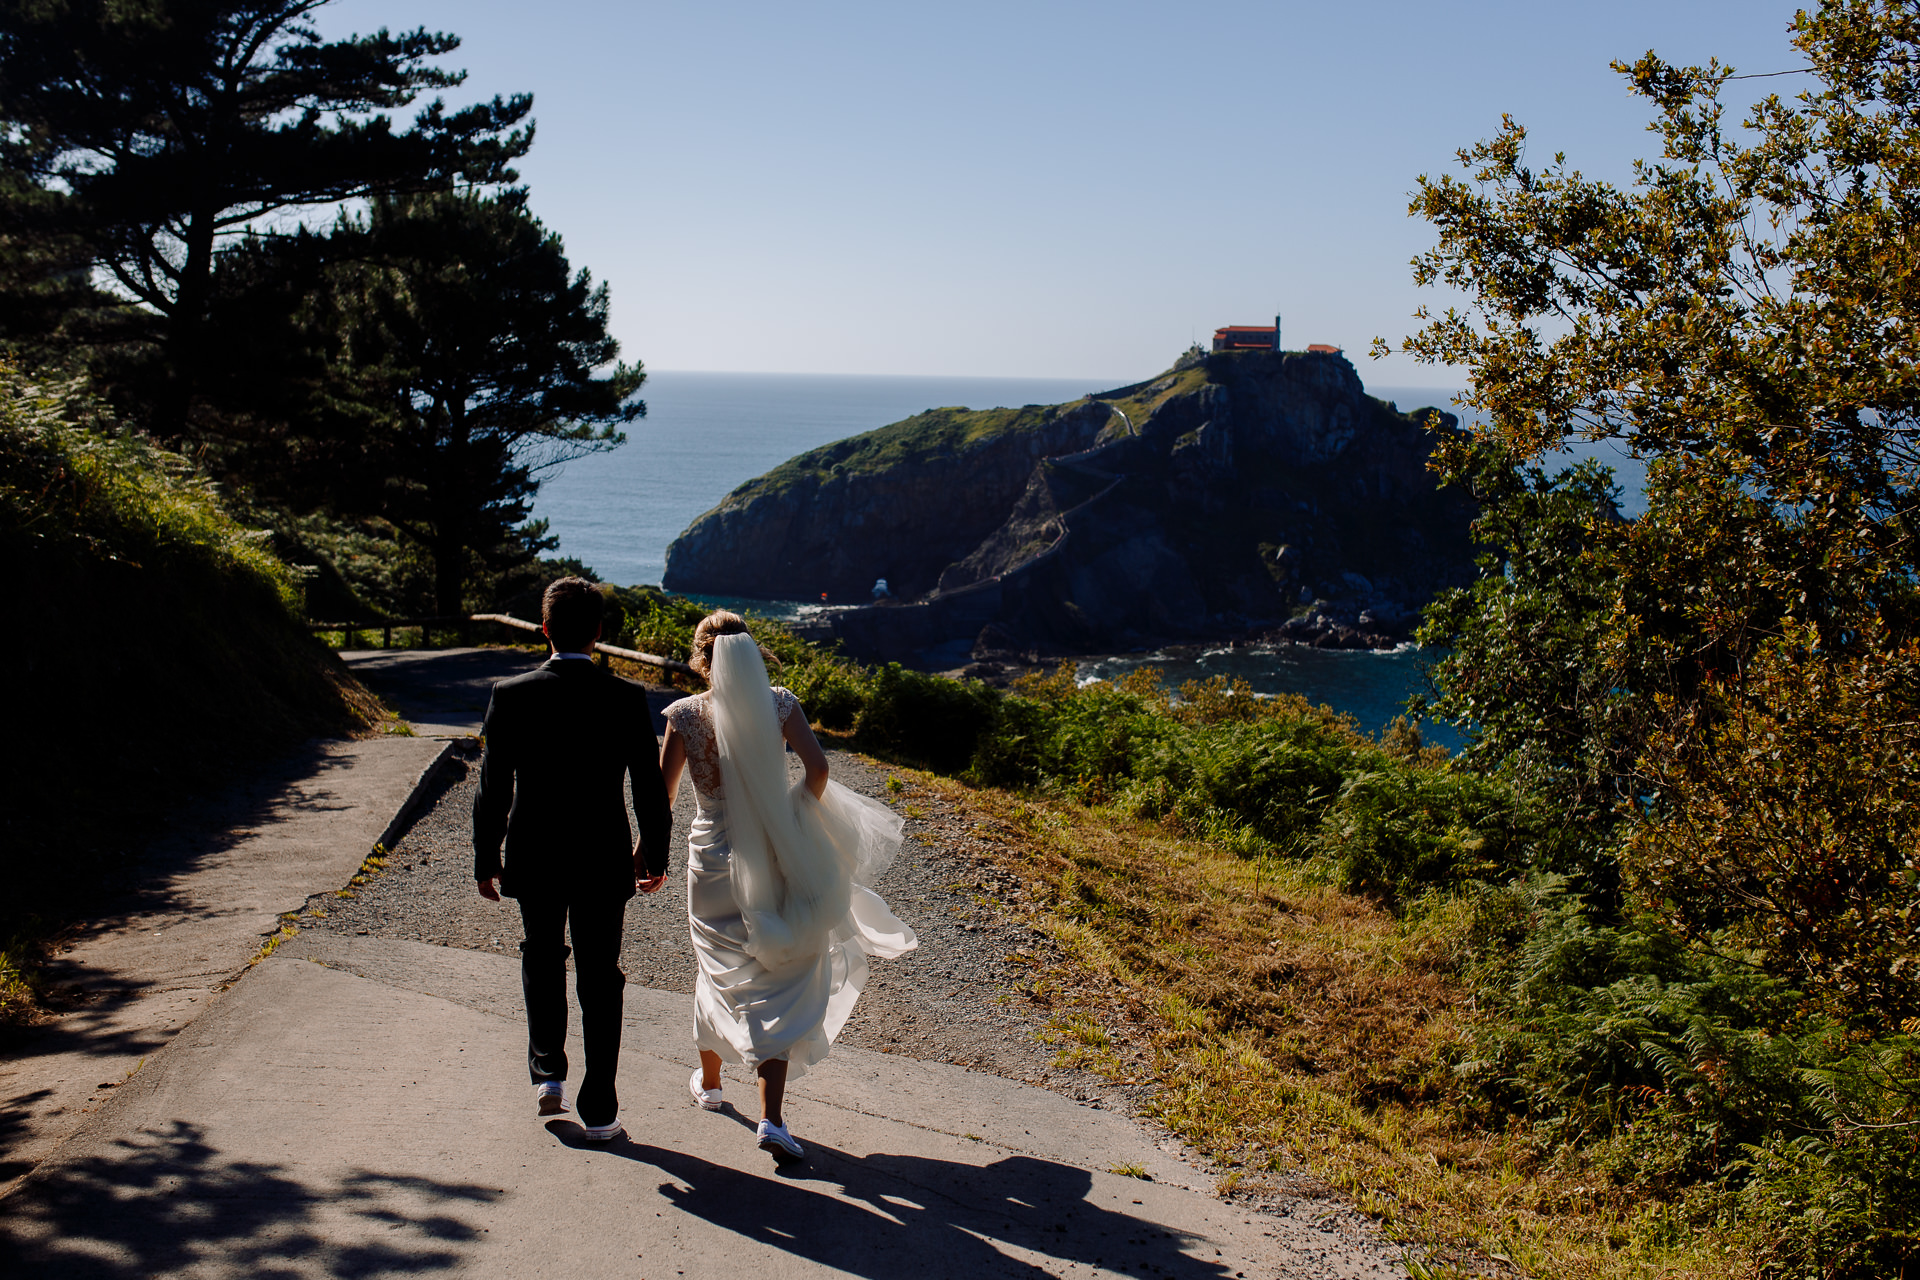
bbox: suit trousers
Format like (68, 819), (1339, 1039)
(518, 896), (628, 1126)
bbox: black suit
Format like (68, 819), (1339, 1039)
(472, 656), (673, 1126)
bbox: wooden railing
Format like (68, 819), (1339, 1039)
(310, 612), (698, 678)
(467, 613), (697, 678)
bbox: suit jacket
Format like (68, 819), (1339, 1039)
(472, 658), (673, 902)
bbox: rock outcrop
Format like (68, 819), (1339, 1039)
(665, 349), (1479, 668)
(662, 400), (1119, 600)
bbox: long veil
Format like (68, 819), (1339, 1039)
(708, 632), (916, 973)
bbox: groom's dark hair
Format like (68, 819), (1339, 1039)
(542, 577), (605, 651)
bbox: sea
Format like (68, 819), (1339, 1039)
(532, 370), (1646, 745)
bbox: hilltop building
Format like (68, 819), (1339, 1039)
(1209, 317), (1343, 356)
(1212, 315), (1282, 352)
(1205, 318), (1344, 358)
(1213, 325), (1278, 351)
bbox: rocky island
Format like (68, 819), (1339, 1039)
(662, 347), (1478, 673)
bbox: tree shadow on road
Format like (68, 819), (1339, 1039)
(0, 1087), (51, 1185)
(0, 1118), (499, 1278)
(555, 1123), (1231, 1280)
(3, 741), (365, 1072)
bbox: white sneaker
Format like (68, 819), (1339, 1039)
(689, 1069), (723, 1111)
(535, 1082), (569, 1117)
(756, 1119), (804, 1164)
(580, 1116), (624, 1142)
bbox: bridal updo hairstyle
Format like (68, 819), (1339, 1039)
(541, 577), (605, 652)
(690, 610), (778, 679)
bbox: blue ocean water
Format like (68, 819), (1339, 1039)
(530, 371), (1644, 740)
(1076, 643), (1461, 750)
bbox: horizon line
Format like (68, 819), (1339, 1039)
(638, 366), (1466, 393)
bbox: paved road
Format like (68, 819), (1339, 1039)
(2, 935), (1399, 1279)
(0, 736), (449, 1201)
(0, 650), (1408, 1278)
(340, 647), (548, 737)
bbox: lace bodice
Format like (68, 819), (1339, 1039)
(665, 686), (800, 805)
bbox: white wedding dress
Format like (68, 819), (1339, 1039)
(664, 639), (917, 1079)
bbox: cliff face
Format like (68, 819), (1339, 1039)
(666, 349), (1478, 667)
(661, 400), (1116, 599)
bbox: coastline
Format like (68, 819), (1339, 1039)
(713, 595), (1450, 745)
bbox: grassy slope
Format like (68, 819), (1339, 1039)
(1097, 361), (1210, 432)
(0, 369), (382, 1021)
(705, 359), (1217, 507)
(882, 767), (1733, 1280)
(719, 403), (1064, 509)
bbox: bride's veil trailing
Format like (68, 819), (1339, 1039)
(708, 633), (915, 973)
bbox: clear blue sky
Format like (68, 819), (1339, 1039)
(318, 0), (1804, 384)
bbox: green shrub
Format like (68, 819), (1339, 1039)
(1737, 1086), (1920, 1278)
(1418, 873), (1920, 1271)
(966, 665), (1556, 905)
(1317, 765), (1570, 901)
(0, 365), (375, 1014)
(852, 662), (999, 773)
(783, 658), (868, 732)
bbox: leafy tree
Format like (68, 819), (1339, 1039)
(0, 167), (130, 360)
(1385, 0), (1920, 1028)
(0, 0), (530, 426)
(275, 189), (643, 615)
(1413, 453), (1639, 907)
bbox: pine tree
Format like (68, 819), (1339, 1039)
(0, 0), (531, 428)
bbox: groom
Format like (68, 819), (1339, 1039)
(473, 577), (673, 1140)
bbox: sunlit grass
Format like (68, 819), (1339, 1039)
(897, 768), (1738, 1279)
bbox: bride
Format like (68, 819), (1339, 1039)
(659, 611), (918, 1164)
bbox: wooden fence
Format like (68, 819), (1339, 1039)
(309, 612), (698, 679)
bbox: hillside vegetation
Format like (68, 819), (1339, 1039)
(727, 403), (1087, 503)
(605, 583), (1915, 1276)
(0, 366), (380, 1020)
(717, 360), (1219, 507)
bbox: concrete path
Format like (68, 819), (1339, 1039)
(0, 933), (1401, 1279)
(340, 648), (547, 737)
(0, 737), (451, 1199)
(0, 649), (1408, 1277)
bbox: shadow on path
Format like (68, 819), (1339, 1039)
(550, 1121), (1229, 1280)
(6, 742), (363, 1069)
(0, 1119), (499, 1278)
(0, 1089), (52, 1186)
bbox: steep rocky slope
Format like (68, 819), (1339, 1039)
(665, 349), (1478, 667)
(662, 399), (1120, 599)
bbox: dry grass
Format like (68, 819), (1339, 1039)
(897, 769), (1739, 1279)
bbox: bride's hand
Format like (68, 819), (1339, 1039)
(634, 845), (665, 893)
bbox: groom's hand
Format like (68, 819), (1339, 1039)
(633, 842), (665, 893)
(476, 876), (501, 901)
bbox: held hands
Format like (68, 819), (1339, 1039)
(479, 868), (660, 896)
(634, 843), (666, 894)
